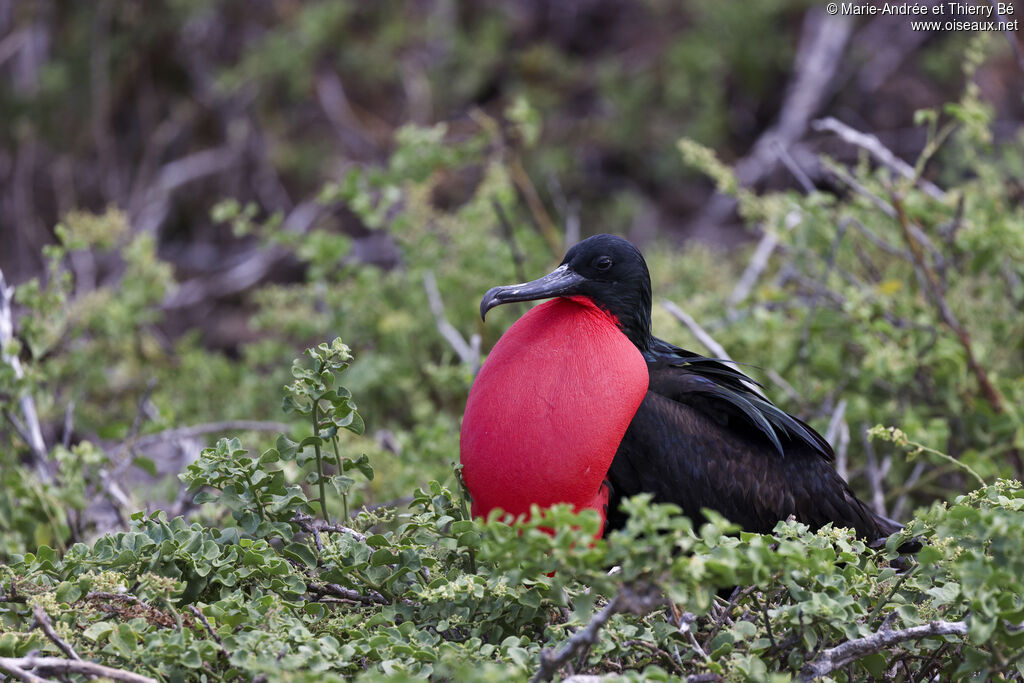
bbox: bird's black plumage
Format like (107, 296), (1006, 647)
(482, 234), (902, 542)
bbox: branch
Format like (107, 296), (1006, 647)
(32, 604), (80, 661)
(423, 270), (480, 374)
(690, 9), (852, 230)
(812, 117), (946, 201)
(799, 620), (966, 681)
(0, 655), (158, 683)
(164, 198), (323, 310)
(661, 300), (766, 398)
(532, 584), (666, 683)
(291, 511), (367, 542)
(824, 399), (849, 481)
(661, 300), (733, 364)
(308, 581), (389, 606)
(0, 267), (49, 482)
(188, 605), (226, 651)
(890, 194), (1006, 415)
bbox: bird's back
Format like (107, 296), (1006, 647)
(607, 342), (901, 541)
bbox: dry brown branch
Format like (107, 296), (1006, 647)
(890, 194), (1006, 415)
(509, 159), (562, 257)
(532, 584), (666, 683)
(799, 620), (966, 681)
(0, 655), (158, 683)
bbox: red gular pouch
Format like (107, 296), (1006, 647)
(460, 296), (649, 537)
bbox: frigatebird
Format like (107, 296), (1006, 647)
(460, 233), (902, 542)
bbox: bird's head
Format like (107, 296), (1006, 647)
(480, 234), (653, 351)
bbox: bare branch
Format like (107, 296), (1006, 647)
(765, 369), (804, 405)
(423, 270), (480, 374)
(812, 117), (946, 201)
(890, 194), (1007, 416)
(690, 10), (852, 231)
(32, 604), (80, 661)
(292, 511), (367, 543)
(0, 655), (158, 683)
(131, 146), (243, 235)
(492, 198), (528, 283)
(662, 300), (767, 399)
(308, 581), (389, 606)
(61, 398), (74, 449)
(164, 198), (323, 310)
(819, 159), (896, 218)
(532, 584), (666, 683)
(0, 267), (49, 481)
(188, 605), (226, 649)
(799, 620), (966, 681)
(824, 399), (848, 481)
(0, 656), (48, 683)
(661, 300), (733, 364)
(728, 232), (780, 309)
(861, 423), (888, 517)
(772, 140), (816, 194)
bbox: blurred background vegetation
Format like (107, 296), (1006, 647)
(1, 0), (1023, 553)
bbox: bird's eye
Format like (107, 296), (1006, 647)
(594, 256), (613, 271)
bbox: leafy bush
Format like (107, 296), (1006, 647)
(3, 41), (1024, 680)
(3, 339), (1024, 681)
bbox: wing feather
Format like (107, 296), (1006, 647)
(607, 362), (896, 541)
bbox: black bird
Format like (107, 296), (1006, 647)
(460, 234), (902, 543)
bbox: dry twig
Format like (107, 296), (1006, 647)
(291, 511), (368, 543)
(0, 267), (49, 481)
(423, 270), (480, 374)
(308, 582), (390, 606)
(799, 620), (966, 681)
(889, 194), (1007, 417)
(532, 584), (666, 683)
(690, 10), (852, 231)
(0, 654), (158, 683)
(32, 605), (80, 661)
(812, 117), (946, 200)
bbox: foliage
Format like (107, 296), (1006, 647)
(4, 334), (1024, 681)
(2, 31), (1024, 681)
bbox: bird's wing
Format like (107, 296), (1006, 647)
(607, 355), (898, 540)
(645, 339), (834, 460)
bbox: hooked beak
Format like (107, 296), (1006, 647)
(480, 264), (587, 320)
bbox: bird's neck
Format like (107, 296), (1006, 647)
(568, 293), (654, 354)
